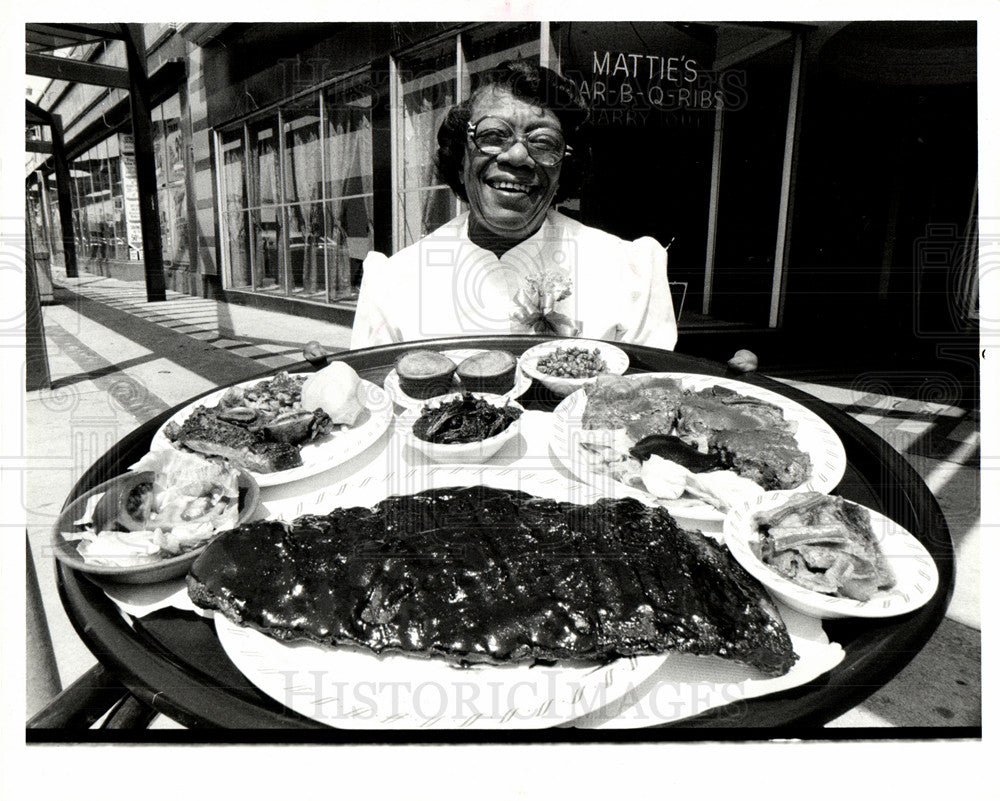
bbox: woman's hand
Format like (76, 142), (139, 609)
(727, 349), (759, 374)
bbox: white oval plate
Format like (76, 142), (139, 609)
(549, 372), (848, 522)
(213, 466), (846, 729)
(150, 375), (394, 488)
(519, 339), (629, 398)
(723, 490), (940, 619)
(383, 349), (531, 409)
(214, 466), (667, 730)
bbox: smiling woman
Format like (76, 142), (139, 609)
(350, 60), (678, 350)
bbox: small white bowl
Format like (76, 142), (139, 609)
(519, 339), (629, 398)
(398, 393), (524, 464)
(723, 490), (939, 619)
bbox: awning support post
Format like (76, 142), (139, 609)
(121, 23), (167, 302)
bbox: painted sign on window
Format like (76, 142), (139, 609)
(118, 133), (143, 250)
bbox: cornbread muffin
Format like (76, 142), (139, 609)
(455, 350), (517, 394)
(395, 350), (457, 399)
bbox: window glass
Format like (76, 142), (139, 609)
(105, 135), (124, 259)
(148, 94), (189, 270)
(252, 205), (282, 291)
(80, 147), (100, 260)
(323, 74), (374, 299)
(464, 23), (540, 86)
(283, 95), (323, 297)
(161, 95), (183, 183)
(153, 105), (167, 188)
(283, 97), (322, 205)
(324, 78), (374, 194)
(250, 117), (281, 207)
(248, 117), (283, 290)
(70, 157), (86, 255)
(220, 128), (251, 289)
(96, 139), (117, 260)
(710, 39), (794, 325)
(397, 41), (457, 247)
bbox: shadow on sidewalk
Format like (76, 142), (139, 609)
(50, 285), (281, 388)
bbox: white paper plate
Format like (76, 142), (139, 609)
(216, 466), (667, 730)
(383, 349), (531, 409)
(723, 491), (940, 619)
(576, 604), (844, 728)
(549, 372), (848, 522)
(213, 466), (845, 729)
(519, 339), (629, 398)
(150, 375), (394, 487)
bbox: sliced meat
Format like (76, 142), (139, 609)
(709, 429), (811, 490)
(583, 374), (685, 439)
(165, 407), (302, 473)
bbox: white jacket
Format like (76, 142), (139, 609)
(350, 209), (677, 351)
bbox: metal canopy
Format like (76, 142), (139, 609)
(26, 53), (130, 89)
(25, 22), (166, 301)
(25, 23), (124, 53)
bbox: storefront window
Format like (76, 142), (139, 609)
(283, 96), (324, 299)
(219, 128), (250, 289)
(323, 75), (373, 300)
(396, 41), (458, 249)
(218, 74), (374, 304)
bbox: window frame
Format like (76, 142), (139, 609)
(214, 65), (375, 303)
(388, 22), (552, 252)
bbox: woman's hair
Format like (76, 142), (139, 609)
(435, 59), (591, 203)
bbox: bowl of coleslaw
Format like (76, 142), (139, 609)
(51, 450), (260, 583)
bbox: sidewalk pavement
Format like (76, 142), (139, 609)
(24, 268), (981, 729)
(25, 270), (353, 720)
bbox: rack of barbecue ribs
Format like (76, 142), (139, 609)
(188, 486), (797, 676)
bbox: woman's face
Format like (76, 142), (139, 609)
(461, 88), (563, 246)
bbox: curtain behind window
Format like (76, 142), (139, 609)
(325, 81), (374, 298)
(399, 48), (456, 249)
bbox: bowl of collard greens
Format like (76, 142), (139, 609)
(399, 392), (524, 464)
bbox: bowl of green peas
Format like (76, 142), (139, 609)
(518, 339), (630, 398)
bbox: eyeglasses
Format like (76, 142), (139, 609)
(467, 116), (572, 167)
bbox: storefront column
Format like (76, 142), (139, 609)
(50, 112), (78, 278)
(26, 197), (52, 391)
(122, 23), (167, 302)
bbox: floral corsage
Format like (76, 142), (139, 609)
(509, 264), (581, 336)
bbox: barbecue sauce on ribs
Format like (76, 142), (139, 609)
(187, 487), (797, 676)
